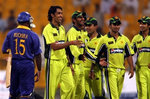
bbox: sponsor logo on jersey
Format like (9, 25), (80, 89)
(57, 40), (65, 44)
(139, 47), (150, 52)
(110, 48), (124, 54)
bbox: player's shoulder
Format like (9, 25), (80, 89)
(121, 34), (129, 40)
(7, 28), (19, 36)
(67, 27), (75, 34)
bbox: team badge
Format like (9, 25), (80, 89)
(108, 41), (114, 44)
(137, 40), (142, 44)
(53, 33), (57, 36)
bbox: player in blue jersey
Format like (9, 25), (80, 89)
(2, 12), (42, 99)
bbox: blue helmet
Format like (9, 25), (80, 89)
(17, 12), (32, 23)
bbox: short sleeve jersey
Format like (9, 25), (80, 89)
(43, 23), (66, 59)
(131, 32), (150, 66)
(2, 25), (42, 60)
(67, 26), (88, 64)
(94, 33), (133, 69)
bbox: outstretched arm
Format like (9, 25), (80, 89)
(51, 40), (82, 51)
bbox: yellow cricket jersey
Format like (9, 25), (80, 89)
(84, 34), (103, 68)
(93, 32), (134, 69)
(43, 23), (67, 59)
(67, 26), (88, 64)
(131, 32), (150, 66)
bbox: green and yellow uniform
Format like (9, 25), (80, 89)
(131, 32), (150, 99)
(84, 34), (103, 99)
(43, 23), (74, 99)
(89, 33), (133, 99)
(67, 26), (87, 99)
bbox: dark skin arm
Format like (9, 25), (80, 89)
(127, 56), (134, 79)
(51, 40), (82, 51)
(34, 54), (42, 82)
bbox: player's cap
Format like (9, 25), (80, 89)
(109, 16), (121, 25)
(138, 16), (150, 25)
(72, 11), (86, 19)
(85, 17), (97, 26)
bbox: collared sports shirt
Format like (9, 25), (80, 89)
(2, 25), (42, 60)
(67, 26), (88, 64)
(43, 23), (66, 59)
(84, 34), (102, 68)
(93, 33), (133, 69)
(131, 31), (150, 66)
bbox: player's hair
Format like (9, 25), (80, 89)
(48, 6), (62, 22)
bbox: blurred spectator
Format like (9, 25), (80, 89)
(122, 0), (138, 15)
(110, 4), (122, 17)
(0, 12), (7, 33)
(7, 10), (17, 31)
(73, 0), (90, 7)
(100, 0), (115, 14)
(93, 3), (104, 34)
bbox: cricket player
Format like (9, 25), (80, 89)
(83, 17), (106, 99)
(42, 6), (82, 99)
(131, 16), (150, 99)
(88, 16), (134, 99)
(66, 11), (87, 99)
(2, 12), (42, 99)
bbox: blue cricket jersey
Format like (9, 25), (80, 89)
(2, 25), (42, 60)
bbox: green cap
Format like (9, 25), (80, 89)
(85, 17), (97, 26)
(138, 16), (150, 25)
(72, 11), (86, 19)
(109, 16), (121, 25)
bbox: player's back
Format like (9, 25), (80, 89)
(2, 27), (41, 61)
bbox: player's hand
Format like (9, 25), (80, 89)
(99, 58), (107, 67)
(70, 64), (75, 76)
(128, 68), (134, 79)
(34, 71), (41, 82)
(148, 64), (150, 69)
(89, 70), (95, 79)
(71, 40), (83, 45)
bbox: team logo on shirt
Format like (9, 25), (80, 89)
(53, 33), (57, 36)
(110, 48), (124, 54)
(139, 47), (150, 52)
(94, 42), (97, 45)
(120, 41), (123, 44)
(108, 41), (114, 44)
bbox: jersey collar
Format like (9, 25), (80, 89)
(139, 30), (150, 36)
(17, 25), (31, 30)
(50, 22), (60, 29)
(73, 25), (81, 31)
(107, 32), (122, 38)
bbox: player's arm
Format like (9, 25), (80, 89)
(32, 33), (42, 82)
(131, 37), (137, 54)
(34, 53), (42, 82)
(67, 31), (83, 60)
(125, 40), (134, 78)
(50, 40), (82, 51)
